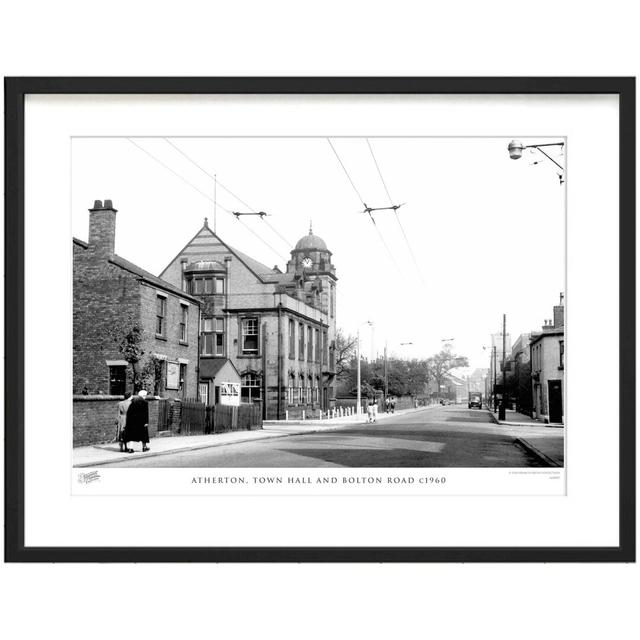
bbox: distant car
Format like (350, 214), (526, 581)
(468, 392), (482, 409)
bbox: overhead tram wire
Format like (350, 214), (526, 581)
(326, 138), (403, 276)
(163, 138), (294, 250)
(127, 138), (288, 263)
(366, 138), (425, 285)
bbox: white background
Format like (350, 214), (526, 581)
(28, 93), (604, 545)
(1, 2), (638, 640)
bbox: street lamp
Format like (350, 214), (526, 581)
(383, 340), (414, 404)
(508, 140), (565, 184)
(356, 321), (373, 416)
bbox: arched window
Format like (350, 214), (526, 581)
(287, 373), (295, 405)
(241, 372), (261, 404)
(299, 373), (305, 405)
(307, 375), (313, 403)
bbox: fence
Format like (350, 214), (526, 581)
(180, 399), (262, 435)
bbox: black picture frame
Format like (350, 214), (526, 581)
(4, 76), (635, 563)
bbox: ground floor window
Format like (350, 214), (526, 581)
(198, 382), (208, 405)
(109, 365), (126, 395)
(241, 373), (262, 404)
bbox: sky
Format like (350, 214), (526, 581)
(71, 136), (565, 370)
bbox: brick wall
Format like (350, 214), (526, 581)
(138, 283), (199, 398)
(73, 243), (141, 394)
(73, 395), (160, 446)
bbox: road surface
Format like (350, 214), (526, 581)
(101, 405), (548, 468)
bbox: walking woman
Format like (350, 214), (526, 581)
(116, 391), (133, 452)
(124, 389), (150, 452)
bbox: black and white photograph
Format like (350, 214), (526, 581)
(71, 135), (566, 476)
(6, 77), (632, 562)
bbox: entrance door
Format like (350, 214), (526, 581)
(198, 383), (208, 405)
(548, 380), (563, 423)
(322, 387), (328, 411)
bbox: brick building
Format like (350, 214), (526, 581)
(73, 200), (200, 399)
(530, 295), (565, 424)
(511, 333), (534, 415)
(159, 219), (338, 419)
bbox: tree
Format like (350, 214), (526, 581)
(428, 346), (469, 397)
(334, 328), (357, 380)
(104, 313), (147, 392)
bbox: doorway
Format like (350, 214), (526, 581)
(548, 380), (563, 423)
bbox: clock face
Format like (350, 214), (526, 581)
(302, 257), (313, 268)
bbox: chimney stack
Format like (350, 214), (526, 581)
(88, 199), (117, 257)
(553, 292), (565, 329)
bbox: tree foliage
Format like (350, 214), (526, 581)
(104, 313), (160, 392)
(334, 328), (357, 380)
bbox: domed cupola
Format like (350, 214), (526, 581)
(294, 225), (328, 252)
(287, 222), (335, 276)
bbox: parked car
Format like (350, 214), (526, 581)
(468, 392), (482, 409)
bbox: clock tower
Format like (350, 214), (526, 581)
(285, 222), (337, 316)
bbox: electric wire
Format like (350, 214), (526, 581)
(127, 138), (288, 263)
(366, 138), (425, 284)
(326, 138), (403, 275)
(164, 138), (294, 249)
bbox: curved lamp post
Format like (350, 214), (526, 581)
(508, 140), (565, 184)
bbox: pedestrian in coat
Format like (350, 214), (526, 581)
(372, 399), (378, 423)
(390, 397), (396, 413)
(385, 397), (390, 413)
(115, 391), (133, 452)
(125, 389), (150, 452)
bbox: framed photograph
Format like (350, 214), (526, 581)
(5, 77), (635, 562)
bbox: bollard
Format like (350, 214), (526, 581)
(302, 410), (305, 421)
(285, 410), (289, 421)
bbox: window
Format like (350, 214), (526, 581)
(330, 283), (334, 318)
(314, 376), (320, 403)
(288, 374), (295, 405)
(315, 328), (320, 362)
(307, 326), (313, 361)
(214, 318), (224, 356)
(156, 295), (166, 336)
(180, 305), (188, 342)
(201, 317), (224, 356)
(559, 340), (564, 369)
(299, 374), (305, 404)
(298, 322), (304, 360)
(109, 365), (126, 395)
(191, 276), (224, 295)
(288, 319), (295, 359)
(307, 375), (313, 403)
(241, 373), (262, 404)
(322, 331), (328, 365)
(242, 318), (259, 354)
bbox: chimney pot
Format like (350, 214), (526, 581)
(88, 199), (117, 257)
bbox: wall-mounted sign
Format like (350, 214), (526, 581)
(166, 361), (180, 390)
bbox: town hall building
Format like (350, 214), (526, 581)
(159, 219), (338, 420)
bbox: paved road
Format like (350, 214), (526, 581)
(101, 405), (547, 468)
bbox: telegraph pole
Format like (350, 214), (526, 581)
(499, 313), (507, 420)
(383, 341), (388, 404)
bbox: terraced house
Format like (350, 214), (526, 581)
(73, 200), (200, 399)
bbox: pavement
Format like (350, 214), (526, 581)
(73, 404), (434, 467)
(486, 408), (564, 466)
